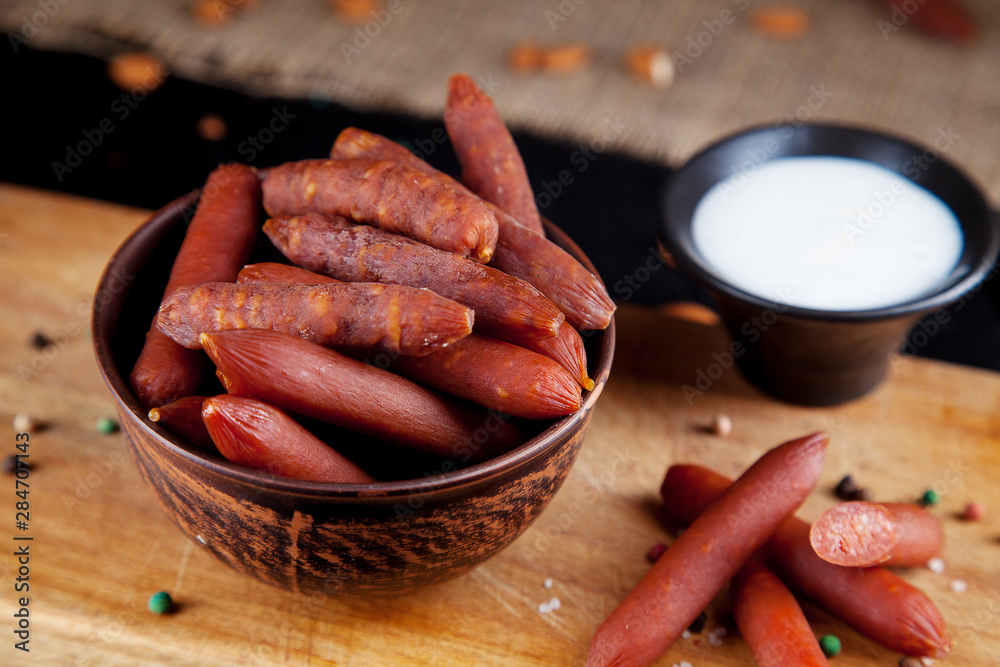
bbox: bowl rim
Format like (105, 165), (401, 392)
(659, 121), (1000, 322)
(92, 190), (615, 500)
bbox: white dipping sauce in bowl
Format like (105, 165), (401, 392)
(691, 156), (964, 311)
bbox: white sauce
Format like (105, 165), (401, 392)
(690, 156), (963, 311)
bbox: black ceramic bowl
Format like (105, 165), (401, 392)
(660, 123), (999, 405)
(92, 191), (614, 596)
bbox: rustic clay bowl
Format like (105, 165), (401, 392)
(92, 191), (614, 597)
(660, 123), (999, 406)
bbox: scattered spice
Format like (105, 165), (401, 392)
(30, 332), (52, 349)
(751, 7), (812, 40)
(539, 43), (592, 74)
(107, 52), (167, 93)
(647, 542), (668, 563)
(2, 454), (19, 475)
(192, 0), (230, 25)
(898, 657), (924, 667)
(330, 0), (382, 22)
(196, 113), (228, 142)
(537, 597), (561, 613)
(625, 46), (676, 89)
(96, 417), (120, 434)
(687, 610), (708, 634)
(192, 0), (256, 25)
(13, 413), (37, 433)
(659, 301), (721, 327)
(709, 414), (732, 437)
(834, 474), (872, 501)
(148, 590), (174, 614)
(920, 489), (941, 506)
(819, 633), (842, 657)
(508, 42), (545, 73)
(507, 41), (591, 75)
(926, 557), (946, 574)
(960, 502), (985, 521)
(707, 626), (727, 646)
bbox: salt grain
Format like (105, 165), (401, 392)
(949, 579), (967, 593)
(13, 413), (36, 433)
(710, 414), (733, 436)
(926, 557), (945, 573)
(543, 578), (553, 589)
(625, 46), (676, 89)
(537, 597), (561, 613)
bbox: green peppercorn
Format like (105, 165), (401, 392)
(921, 489), (941, 506)
(96, 417), (119, 434)
(148, 591), (173, 614)
(819, 634), (841, 657)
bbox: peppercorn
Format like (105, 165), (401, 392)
(920, 489), (941, 506)
(148, 591), (173, 614)
(2, 454), (19, 475)
(30, 332), (53, 349)
(834, 475), (872, 501)
(96, 417), (120, 434)
(647, 543), (668, 563)
(819, 634), (841, 657)
(687, 610), (708, 634)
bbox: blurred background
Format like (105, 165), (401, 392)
(2, 0), (998, 369)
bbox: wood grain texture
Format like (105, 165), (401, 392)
(1, 183), (999, 665)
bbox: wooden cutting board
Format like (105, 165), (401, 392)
(1, 183), (999, 666)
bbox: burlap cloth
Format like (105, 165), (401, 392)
(4, 0), (1000, 203)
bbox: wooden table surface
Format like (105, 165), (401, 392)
(1, 182), (999, 666)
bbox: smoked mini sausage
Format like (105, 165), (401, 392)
(129, 163), (261, 409)
(263, 213), (563, 344)
(810, 501), (944, 568)
(200, 329), (523, 462)
(156, 281), (474, 356)
(491, 217), (615, 331)
(237, 262), (338, 285)
(731, 560), (830, 666)
(533, 322), (594, 391)
(376, 334), (581, 420)
(148, 395), (214, 452)
(660, 464), (953, 659)
(202, 395), (375, 483)
(261, 158), (498, 263)
(444, 73), (544, 235)
(330, 127), (615, 331)
(588, 433), (829, 667)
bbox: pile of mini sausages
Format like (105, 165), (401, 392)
(129, 73), (615, 483)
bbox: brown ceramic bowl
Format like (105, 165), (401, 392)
(92, 190), (614, 597)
